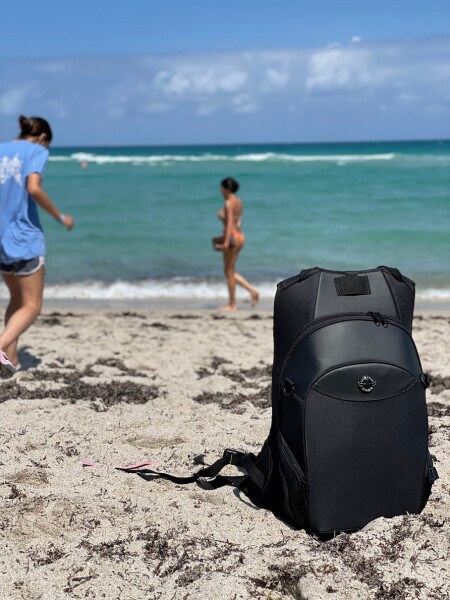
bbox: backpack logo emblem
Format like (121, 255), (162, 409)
(357, 375), (376, 393)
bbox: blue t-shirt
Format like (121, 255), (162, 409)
(0, 140), (48, 263)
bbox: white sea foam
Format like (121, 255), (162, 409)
(235, 152), (395, 163)
(25, 278), (276, 300)
(49, 152), (396, 165)
(0, 279), (275, 301)
(417, 288), (450, 300)
(0, 278), (447, 301)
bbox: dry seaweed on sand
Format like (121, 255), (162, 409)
(92, 357), (143, 377)
(249, 562), (311, 598)
(146, 321), (172, 331)
(27, 543), (66, 567)
(428, 374), (450, 394)
(0, 364), (160, 408)
(37, 311), (81, 326)
(193, 385), (271, 413)
(81, 538), (135, 561)
(196, 355), (232, 379)
(196, 356), (271, 384)
(428, 402), (450, 418)
(136, 526), (245, 583)
(222, 363), (272, 384)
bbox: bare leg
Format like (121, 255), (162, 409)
(0, 268), (45, 365)
(2, 275), (22, 363)
(218, 247), (239, 311)
(234, 273), (260, 306)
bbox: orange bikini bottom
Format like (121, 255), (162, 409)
(231, 230), (245, 246)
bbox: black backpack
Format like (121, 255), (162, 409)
(120, 266), (438, 536)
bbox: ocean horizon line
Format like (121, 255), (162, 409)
(51, 138), (450, 151)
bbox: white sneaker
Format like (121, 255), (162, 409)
(0, 349), (16, 378)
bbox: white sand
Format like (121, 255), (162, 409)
(0, 308), (449, 599)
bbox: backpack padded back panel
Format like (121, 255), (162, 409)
(314, 270), (397, 317)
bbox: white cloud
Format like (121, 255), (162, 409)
(352, 36), (363, 44)
(266, 68), (290, 88)
(154, 68), (247, 97)
(218, 71), (248, 92)
(1, 36), (449, 143)
(232, 94), (258, 113)
(155, 71), (191, 96)
(190, 71), (217, 94)
(306, 48), (373, 91)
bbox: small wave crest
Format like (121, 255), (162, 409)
(417, 288), (450, 301)
(49, 152), (396, 165)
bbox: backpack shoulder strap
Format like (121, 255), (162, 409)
(298, 267), (321, 283)
(378, 265), (403, 281)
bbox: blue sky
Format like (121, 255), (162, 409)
(0, 1), (449, 145)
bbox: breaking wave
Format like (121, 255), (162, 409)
(49, 151), (396, 165)
(0, 278), (447, 302)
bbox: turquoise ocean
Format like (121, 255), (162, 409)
(4, 140), (448, 304)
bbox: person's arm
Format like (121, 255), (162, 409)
(221, 199), (233, 249)
(27, 173), (74, 230)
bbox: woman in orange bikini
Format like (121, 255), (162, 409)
(214, 177), (259, 311)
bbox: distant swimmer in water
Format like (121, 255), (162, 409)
(213, 177), (259, 311)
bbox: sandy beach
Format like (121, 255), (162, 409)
(1, 307), (449, 600)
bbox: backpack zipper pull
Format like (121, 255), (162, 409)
(379, 313), (388, 328)
(368, 311), (381, 326)
(367, 311), (389, 327)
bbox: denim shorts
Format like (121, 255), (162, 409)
(0, 256), (45, 276)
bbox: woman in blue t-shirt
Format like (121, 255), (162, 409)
(0, 115), (74, 376)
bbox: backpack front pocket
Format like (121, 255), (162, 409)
(305, 363), (428, 534)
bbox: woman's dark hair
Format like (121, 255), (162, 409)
(18, 115), (53, 143)
(221, 177), (239, 193)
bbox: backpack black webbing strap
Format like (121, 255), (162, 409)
(116, 448), (265, 491)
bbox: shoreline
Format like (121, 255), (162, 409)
(3, 297), (450, 313)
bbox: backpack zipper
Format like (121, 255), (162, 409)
(367, 311), (389, 327)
